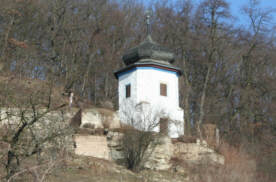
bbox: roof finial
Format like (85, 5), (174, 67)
(145, 10), (152, 36)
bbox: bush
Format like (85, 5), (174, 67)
(82, 123), (95, 129)
(121, 130), (155, 171)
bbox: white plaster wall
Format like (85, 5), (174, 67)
(118, 70), (137, 108)
(136, 67), (181, 121)
(118, 67), (184, 138)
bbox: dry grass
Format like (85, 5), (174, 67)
(186, 142), (257, 182)
(46, 155), (191, 182)
(47, 155), (146, 182)
(0, 75), (67, 107)
(170, 140), (258, 182)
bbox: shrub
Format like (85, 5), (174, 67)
(82, 123), (95, 129)
(121, 130), (155, 171)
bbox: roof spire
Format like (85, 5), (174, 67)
(145, 10), (152, 36)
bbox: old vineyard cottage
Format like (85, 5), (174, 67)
(114, 22), (184, 137)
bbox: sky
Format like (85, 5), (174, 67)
(230, 0), (276, 25)
(142, 0), (276, 28)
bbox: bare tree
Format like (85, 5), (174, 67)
(0, 82), (73, 181)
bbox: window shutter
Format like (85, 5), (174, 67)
(126, 84), (131, 98)
(160, 83), (167, 96)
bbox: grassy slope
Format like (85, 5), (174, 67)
(47, 156), (189, 182)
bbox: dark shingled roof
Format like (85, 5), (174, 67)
(115, 34), (182, 79)
(122, 35), (175, 65)
(114, 59), (182, 79)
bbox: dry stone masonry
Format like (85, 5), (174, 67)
(1, 107), (225, 171)
(74, 135), (110, 160)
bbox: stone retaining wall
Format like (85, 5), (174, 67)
(74, 132), (225, 169)
(173, 142), (224, 165)
(74, 135), (111, 160)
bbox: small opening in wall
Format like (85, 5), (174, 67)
(160, 83), (167, 96)
(126, 84), (131, 98)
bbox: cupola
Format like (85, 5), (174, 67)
(122, 35), (175, 65)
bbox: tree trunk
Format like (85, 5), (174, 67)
(198, 64), (212, 139)
(184, 82), (191, 136)
(1, 16), (15, 67)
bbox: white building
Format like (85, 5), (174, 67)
(114, 35), (184, 138)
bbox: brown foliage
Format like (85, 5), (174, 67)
(8, 38), (28, 49)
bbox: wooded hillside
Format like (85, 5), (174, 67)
(0, 0), (275, 181)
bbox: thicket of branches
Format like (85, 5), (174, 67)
(0, 80), (74, 181)
(0, 0), (275, 181)
(121, 129), (155, 171)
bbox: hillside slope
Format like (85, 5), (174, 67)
(0, 75), (67, 107)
